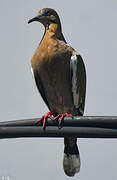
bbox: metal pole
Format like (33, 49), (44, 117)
(1, 116), (117, 128)
(0, 116), (117, 139)
(0, 126), (117, 139)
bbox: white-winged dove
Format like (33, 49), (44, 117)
(28, 8), (86, 177)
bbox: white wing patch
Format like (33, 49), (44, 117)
(31, 67), (34, 76)
(70, 54), (79, 108)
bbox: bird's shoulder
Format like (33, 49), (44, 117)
(51, 39), (82, 62)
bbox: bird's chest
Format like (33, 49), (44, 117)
(39, 53), (70, 89)
(38, 54), (73, 112)
(31, 40), (73, 112)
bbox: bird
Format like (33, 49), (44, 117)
(28, 8), (86, 177)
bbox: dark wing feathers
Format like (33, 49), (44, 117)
(70, 54), (86, 115)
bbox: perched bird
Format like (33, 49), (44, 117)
(28, 8), (86, 177)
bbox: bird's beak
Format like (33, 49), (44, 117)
(28, 15), (42, 24)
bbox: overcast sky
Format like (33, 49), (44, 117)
(0, 0), (117, 180)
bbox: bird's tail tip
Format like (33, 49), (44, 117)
(63, 153), (80, 177)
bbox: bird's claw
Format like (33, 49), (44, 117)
(35, 111), (54, 129)
(54, 112), (72, 128)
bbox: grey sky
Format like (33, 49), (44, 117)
(0, 0), (117, 179)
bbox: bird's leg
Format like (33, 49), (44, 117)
(35, 109), (55, 129)
(54, 110), (72, 127)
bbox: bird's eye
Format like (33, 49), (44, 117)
(47, 11), (50, 15)
(43, 10), (50, 16)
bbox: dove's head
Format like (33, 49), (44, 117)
(28, 8), (61, 31)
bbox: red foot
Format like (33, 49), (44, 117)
(35, 111), (54, 129)
(54, 112), (72, 126)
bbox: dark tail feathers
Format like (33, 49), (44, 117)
(63, 137), (80, 177)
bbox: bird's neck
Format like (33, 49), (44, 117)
(47, 23), (60, 32)
(44, 23), (66, 42)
